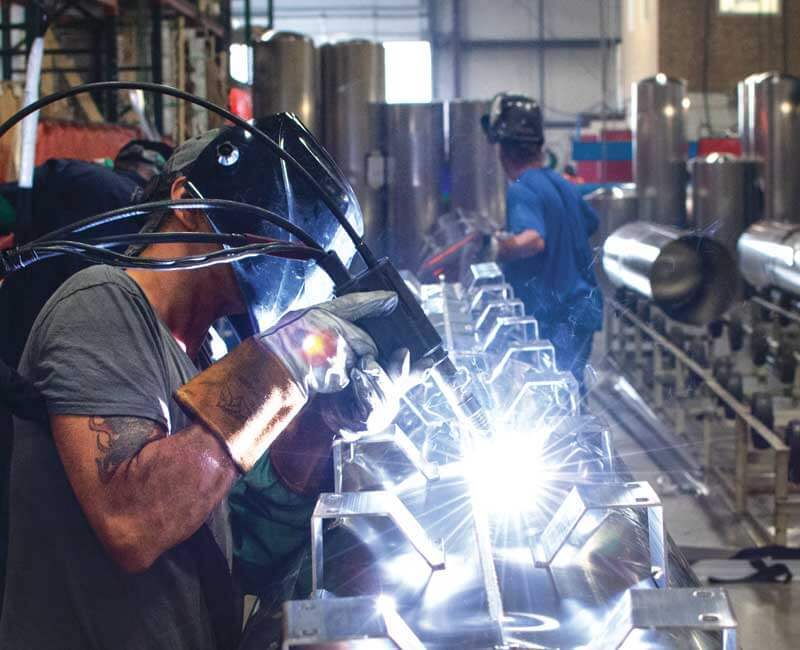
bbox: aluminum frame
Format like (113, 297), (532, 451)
(532, 481), (668, 588)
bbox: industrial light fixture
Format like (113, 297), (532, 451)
(718, 0), (781, 15)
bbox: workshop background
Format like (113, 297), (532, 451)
(2, 1), (800, 649)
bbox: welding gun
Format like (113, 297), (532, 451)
(326, 254), (491, 436)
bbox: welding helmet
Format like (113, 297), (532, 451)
(481, 93), (544, 146)
(165, 113), (362, 336)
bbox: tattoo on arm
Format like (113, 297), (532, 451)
(88, 417), (163, 484)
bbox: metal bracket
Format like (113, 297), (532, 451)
(311, 491), (446, 592)
(333, 428), (440, 492)
(474, 299), (526, 338)
(481, 314), (539, 353)
(591, 587), (737, 649)
(532, 481), (668, 588)
(283, 595), (425, 650)
(466, 262), (505, 294)
(502, 371), (580, 420)
(489, 341), (557, 381)
(470, 282), (515, 314)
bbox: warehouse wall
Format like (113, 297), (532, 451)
(431, 1), (620, 107)
(431, 0), (622, 167)
(240, 0), (427, 40)
(658, 0), (800, 93)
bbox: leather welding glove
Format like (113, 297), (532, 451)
(321, 348), (430, 436)
(175, 291), (398, 476)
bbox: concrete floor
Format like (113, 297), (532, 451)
(590, 385), (800, 650)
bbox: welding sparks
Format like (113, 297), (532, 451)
(466, 431), (552, 516)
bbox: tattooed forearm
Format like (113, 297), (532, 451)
(88, 417), (164, 484)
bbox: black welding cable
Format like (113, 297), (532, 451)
(30, 199), (323, 251)
(15, 241), (323, 273)
(0, 81), (377, 268)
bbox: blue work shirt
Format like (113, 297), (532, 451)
(502, 167), (603, 333)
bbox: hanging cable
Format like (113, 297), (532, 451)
(29, 198), (323, 250)
(0, 81), (377, 267)
(3, 239), (323, 276)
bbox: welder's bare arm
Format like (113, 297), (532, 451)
(496, 229), (545, 262)
(51, 414), (238, 573)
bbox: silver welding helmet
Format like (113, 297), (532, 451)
(169, 113), (362, 335)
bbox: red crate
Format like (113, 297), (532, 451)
(696, 137), (742, 157)
(34, 121), (142, 166)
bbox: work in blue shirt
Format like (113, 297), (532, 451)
(502, 167), (603, 334)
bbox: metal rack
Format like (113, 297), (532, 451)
(606, 296), (800, 545)
(0, 1), (231, 133)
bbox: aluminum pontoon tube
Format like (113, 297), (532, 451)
(632, 74), (688, 227)
(738, 220), (800, 295)
(603, 222), (737, 324)
(738, 72), (800, 224)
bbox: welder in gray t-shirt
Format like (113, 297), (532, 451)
(0, 118), (399, 649)
(2, 266), (238, 649)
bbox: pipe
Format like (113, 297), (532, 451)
(738, 220), (800, 296)
(16, 34), (44, 243)
(18, 35), (43, 190)
(603, 222), (736, 324)
(738, 72), (800, 224)
(632, 75), (688, 227)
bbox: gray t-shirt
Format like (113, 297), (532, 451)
(0, 266), (238, 649)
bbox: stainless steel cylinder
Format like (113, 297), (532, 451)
(632, 75), (688, 227)
(383, 103), (445, 269)
(603, 222), (736, 324)
(586, 184), (638, 250)
(737, 74), (759, 157)
(690, 154), (759, 254)
(448, 99), (506, 230)
(252, 31), (319, 134)
(738, 72), (800, 223)
(321, 40), (385, 251)
(586, 184), (638, 290)
(738, 220), (800, 295)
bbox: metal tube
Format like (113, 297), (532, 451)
(321, 39), (385, 252)
(382, 102), (445, 270)
(18, 35), (43, 190)
(150, 0), (163, 134)
(690, 154), (758, 254)
(15, 34), (43, 244)
(738, 220), (800, 296)
(585, 184), (638, 288)
(603, 221), (736, 324)
(448, 99), (506, 229)
(252, 31), (319, 135)
(739, 72), (800, 223)
(690, 152), (758, 299)
(632, 75), (688, 227)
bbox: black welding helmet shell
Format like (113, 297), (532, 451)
(481, 93), (544, 146)
(179, 113), (362, 335)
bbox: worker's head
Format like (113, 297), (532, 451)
(114, 140), (174, 184)
(136, 113), (363, 335)
(481, 93), (544, 180)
